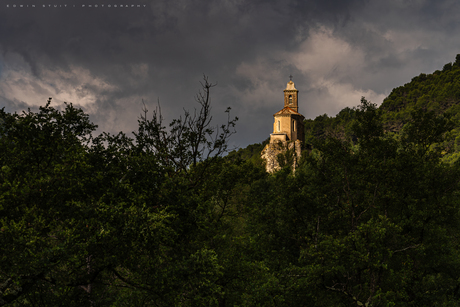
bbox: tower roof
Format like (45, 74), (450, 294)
(285, 80), (297, 91)
(273, 107), (304, 117)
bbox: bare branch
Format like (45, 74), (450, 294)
(394, 244), (420, 253)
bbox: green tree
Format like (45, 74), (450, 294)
(246, 98), (460, 306)
(0, 76), (241, 306)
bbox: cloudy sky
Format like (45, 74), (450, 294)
(1, 0), (460, 149)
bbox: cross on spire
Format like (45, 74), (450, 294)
(289, 74), (293, 81)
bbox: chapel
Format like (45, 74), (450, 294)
(261, 78), (305, 172)
(270, 79), (305, 143)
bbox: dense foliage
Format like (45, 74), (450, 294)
(303, 54), (460, 164)
(226, 140), (268, 166)
(380, 54), (460, 124)
(2, 69), (460, 306)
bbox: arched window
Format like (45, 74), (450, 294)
(277, 120), (280, 132)
(289, 95), (293, 104)
(293, 120), (296, 131)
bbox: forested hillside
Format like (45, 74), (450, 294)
(380, 54), (460, 122)
(302, 54), (460, 163)
(2, 68), (460, 307)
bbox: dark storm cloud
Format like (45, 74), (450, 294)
(1, 0), (460, 146)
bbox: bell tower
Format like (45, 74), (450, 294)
(283, 76), (299, 112)
(262, 77), (305, 172)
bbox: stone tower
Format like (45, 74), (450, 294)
(261, 79), (305, 173)
(284, 80), (299, 112)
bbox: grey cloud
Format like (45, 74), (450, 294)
(1, 0), (460, 147)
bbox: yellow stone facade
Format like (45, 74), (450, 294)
(261, 79), (305, 173)
(283, 80), (299, 112)
(271, 80), (304, 143)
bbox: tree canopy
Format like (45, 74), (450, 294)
(2, 68), (460, 306)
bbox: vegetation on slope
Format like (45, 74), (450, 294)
(302, 54), (460, 163)
(226, 140), (268, 166)
(381, 54), (460, 125)
(3, 67), (460, 306)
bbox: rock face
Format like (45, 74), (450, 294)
(261, 139), (302, 173)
